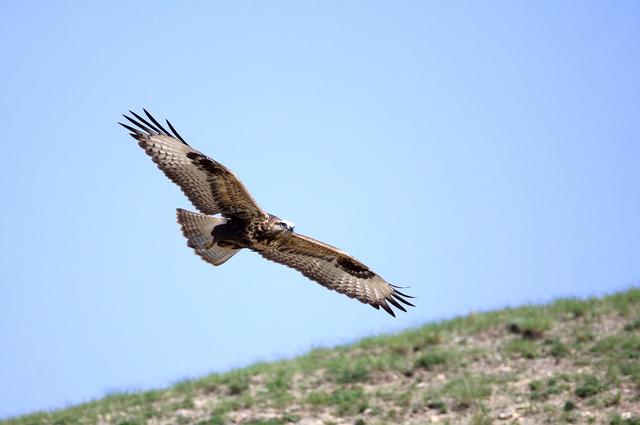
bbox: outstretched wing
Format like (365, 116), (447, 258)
(258, 233), (414, 316)
(120, 110), (265, 219)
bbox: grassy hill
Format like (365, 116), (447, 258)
(4, 289), (640, 425)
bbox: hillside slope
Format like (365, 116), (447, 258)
(4, 289), (640, 425)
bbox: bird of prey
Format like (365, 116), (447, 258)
(120, 110), (414, 316)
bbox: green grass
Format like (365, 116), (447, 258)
(529, 375), (569, 401)
(607, 289), (640, 315)
(427, 373), (493, 410)
(264, 370), (293, 406)
(2, 287), (639, 425)
(425, 398), (448, 414)
(592, 334), (640, 360)
(414, 348), (454, 370)
(223, 371), (251, 395)
(546, 338), (570, 358)
(327, 357), (371, 384)
(624, 317), (640, 331)
(306, 387), (369, 416)
(506, 312), (552, 339)
(503, 337), (539, 359)
(195, 412), (226, 425)
(610, 414), (640, 425)
(575, 375), (606, 398)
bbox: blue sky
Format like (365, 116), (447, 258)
(1, 1), (639, 418)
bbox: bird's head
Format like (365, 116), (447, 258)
(268, 214), (295, 234)
(278, 219), (295, 232)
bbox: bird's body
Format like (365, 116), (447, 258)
(195, 212), (289, 251)
(120, 110), (414, 316)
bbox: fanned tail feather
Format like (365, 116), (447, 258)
(176, 208), (239, 266)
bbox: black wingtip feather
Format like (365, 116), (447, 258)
(118, 122), (141, 134)
(386, 297), (408, 313)
(144, 108), (172, 135)
(394, 289), (416, 299)
(166, 119), (187, 144)
(121, 109), (188, 144)
(123, 114), (156, 134)
(129, 110), (162, 134)
(379, 301), (396, 317)
(392, 292), (416, 307)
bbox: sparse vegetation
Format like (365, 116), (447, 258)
(529, 375), (567, 401)
(547, 338), (570, 358)
(432, 373), (493, 410)
(575, 374), (605, 398)
(503, 337), (539, 359)
(610, 413), (640, 425)
(2, 288), (639, 424)
(506, 312), (551, 339)
(624, 318), (640, 331)
(414, 348), (452, 370)
(307, 387), (369, 416)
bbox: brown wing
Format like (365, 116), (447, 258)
(120, 110), (265, 219)
(258, 232), (414, 316)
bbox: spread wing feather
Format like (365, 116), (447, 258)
(120, 110), (265, 219)
(258, 233), (414, 316)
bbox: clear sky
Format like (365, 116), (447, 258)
(1, 1), (639, 418)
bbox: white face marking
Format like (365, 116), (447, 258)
(281, 219), (295, 231)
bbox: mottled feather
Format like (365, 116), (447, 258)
(258, 233), (414, 316)
(120, 112), (265, 219)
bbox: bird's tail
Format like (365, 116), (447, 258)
(176, 208), (240, 266)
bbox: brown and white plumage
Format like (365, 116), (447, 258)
(121, 109), (414, 316)
(258, 233), (414, 316)
(121, 110), (263, 219)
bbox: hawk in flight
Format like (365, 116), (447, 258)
(120, 110), (414, 316)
